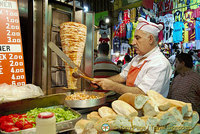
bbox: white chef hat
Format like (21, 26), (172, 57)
(136, 17), (163, 36)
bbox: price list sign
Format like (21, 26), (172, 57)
(0, 0), (26, 86)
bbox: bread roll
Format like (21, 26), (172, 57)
(167, 99), (188, 116)
(98, 106), (117, 118)
(189, 124), (200, 134)
(185, 103), (193, 117)
(167, 107), (183, 123)
(173, 122), (191, 133)
(167, 99), (193, 117)
(156, 110), (177, 126)
(94, 115), (117, 132)
(113, 115), (132, 131)
(143, 100), (159, 117)
(131, 116), (147, 132)
(87, 111), (101, 121)
(134, 94), (149, 109)
(183, 112), (199, 129)
(165, 121), (182, 133)
(74, 119), (97, 134)
(112, 100), (138, 118)
(141, 116), (159, 134)
(147, 90), (170, 111)
(118, 93), (149, 109)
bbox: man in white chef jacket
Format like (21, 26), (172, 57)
(92, 17), (172, 97)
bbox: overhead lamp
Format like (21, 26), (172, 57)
(115, 52), (120, 57)
(84, 6), (88, 12)
(105, 18), (110, 23)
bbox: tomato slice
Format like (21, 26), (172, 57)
(23, 123), (33, 129)
(6, 116), (14, 123)
(5, 126), (20, 132)
(0, 116), (7, 125)
(15, 120), (24, 129)
(0, 121), (15, 131)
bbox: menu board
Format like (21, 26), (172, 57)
(0, 0), (26, 86)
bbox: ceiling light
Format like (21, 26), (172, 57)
(84, 6), (88, 12)
(105, 18), (110, 23)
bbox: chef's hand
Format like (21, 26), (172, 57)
(90, 82), (99, 89)
(92, 78), (114, 91)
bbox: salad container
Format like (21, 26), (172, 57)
(0, 94), (82, 134)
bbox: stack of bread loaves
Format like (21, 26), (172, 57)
(60, 22), (87, 89)
(75, 90), (200, 134)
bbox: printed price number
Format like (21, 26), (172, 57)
(0, 68), (3, 75)
(9, 54), (23, 60)
(11, 67), (24, 73)
(7, 30), (20, 36)
(11, 81), (25, 86)
(6, 17), (19, 23)
(5, 10), (18, 17)
(9, 60), (23, 67)
(11, 74), (25, 80)
(6, 23), (20, 30)
(7, 37), (21, 43)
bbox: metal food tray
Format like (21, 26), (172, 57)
(64, 91), (106, 108)
(0, 105), (82, 134)
(0, 94), (82, 134)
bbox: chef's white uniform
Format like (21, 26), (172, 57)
(120, 46), (172, 97)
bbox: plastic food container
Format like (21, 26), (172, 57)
(36, 112), (56, 134)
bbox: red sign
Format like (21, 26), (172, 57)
(0, 0), (26, 86)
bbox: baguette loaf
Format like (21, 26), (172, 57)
(143, 99), (159, 117)
(156, 111), (177, 126)
(174, 121), (192, 134)
(167, 99), (193, 117)
(87, 111), (101, 121)
(118, 93), (149, 109)
(113, 115), (132, 131)
(189, 124), (200, 134)
(112, 100), (138, 118)
(155, 120), (182, 134)
(98, 106), (117, 118)
(165, 121), (182, 133)
(185, 103), (193, 117)
(183, 111), (199, 129)
(167, 99), (189, 117)
(147, 90), (170, 111)
(168, 107), (183, 123)
(74, 119), (97, 134)
(94, 115), (117, 132)
(141, 116), (159, 134)
(131, 116), (147, 132)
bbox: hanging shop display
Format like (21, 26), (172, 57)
(112, 0), (200, 66)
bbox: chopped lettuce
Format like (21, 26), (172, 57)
(26, 107), (80, 123)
